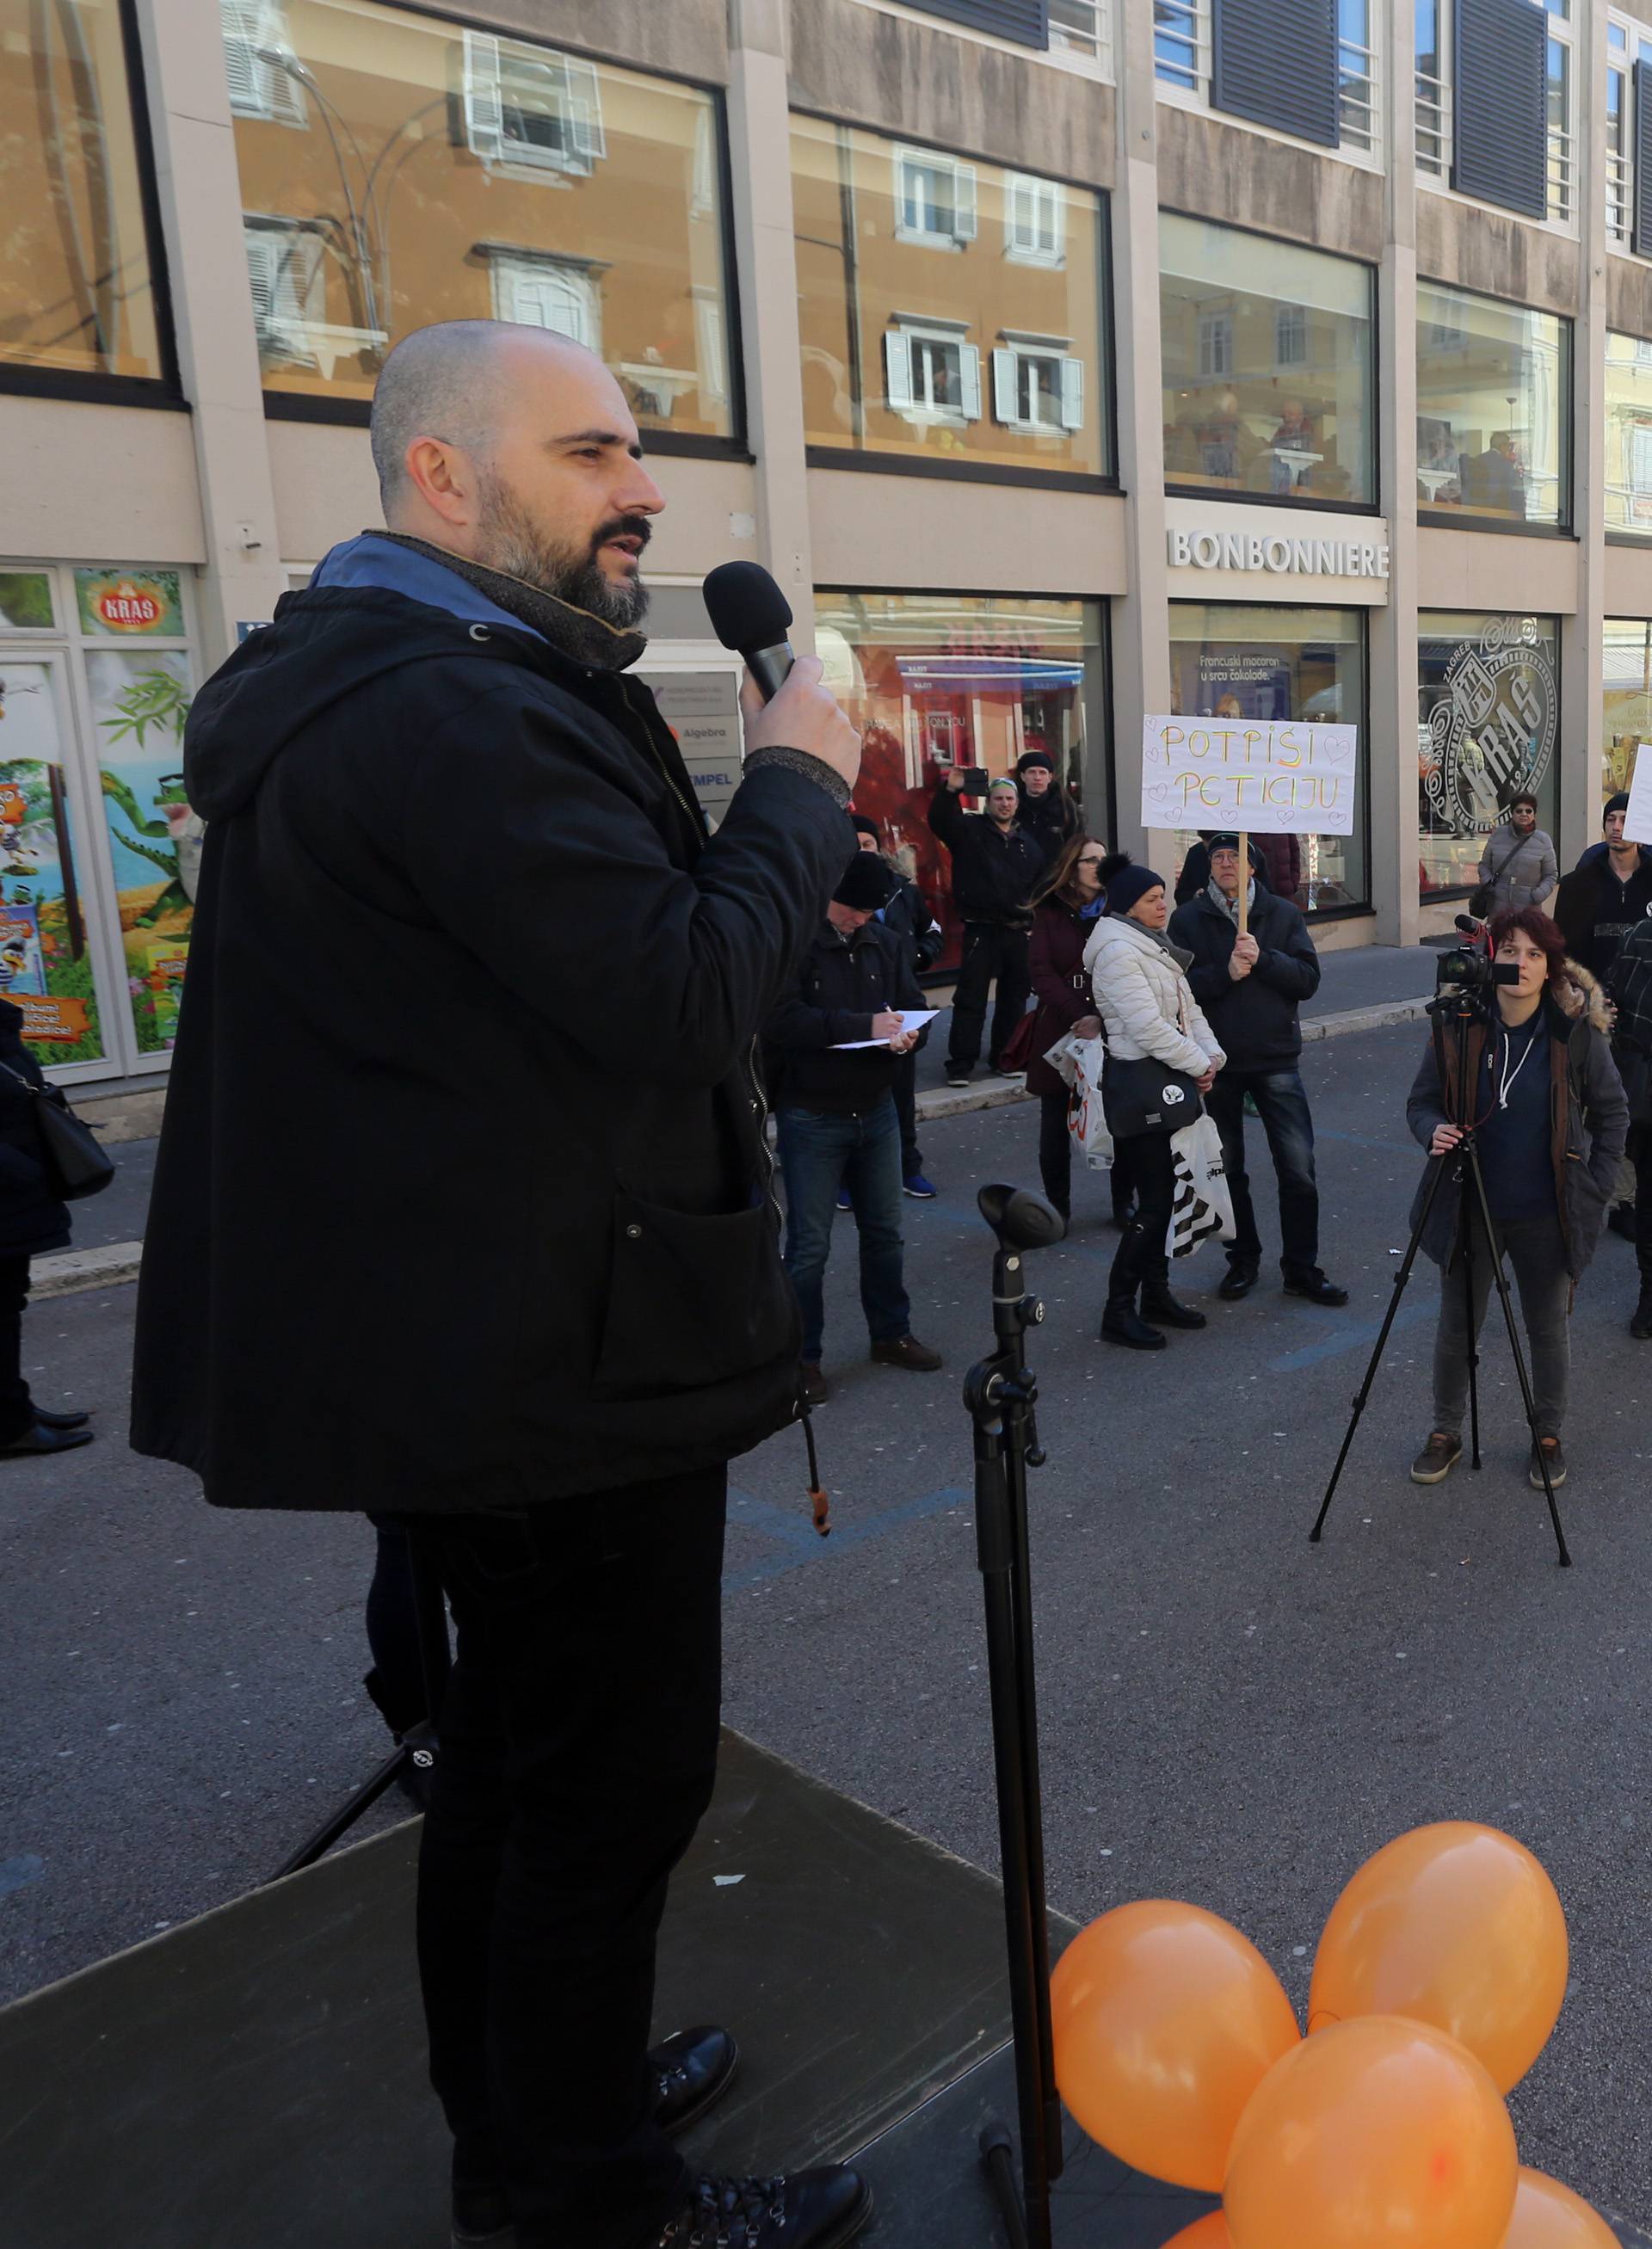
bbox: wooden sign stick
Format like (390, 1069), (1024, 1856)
(1236, 829), (1249, 940)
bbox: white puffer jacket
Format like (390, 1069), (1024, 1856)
(1082, 911), (1225, 1076)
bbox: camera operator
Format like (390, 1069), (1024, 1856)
(129, 323), (873, 2249)
(928, 770), (1044, 1086)
(1405, 909), (1626, 1493)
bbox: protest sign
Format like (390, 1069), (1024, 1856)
(1141, 717), (1358, 837)
(1623, 743), (1652, 847)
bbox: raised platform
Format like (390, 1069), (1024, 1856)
(0, 1732), (1641, 2248)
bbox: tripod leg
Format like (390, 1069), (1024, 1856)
(1459, 1146), (1572, 1568)
(409, 1531), (453, 1725)
(1004, 1404), (1063, 2191)
(1310, 1149), (1454, 1542)
(1464, 1220), (1482, 1470)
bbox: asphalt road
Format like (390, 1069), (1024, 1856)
(5, 1020), (1650, 2219)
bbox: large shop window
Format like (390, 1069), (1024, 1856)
(220, 0), (734, 434)
(1415, 284), (1569, 529)
(1605, 330), (1652, 539)
(792, 116), (1110, 481)
(1418, 612), (1559, 895)
(1159, 215), (1376, 508)
(1603, 616), (1652, 804)
(815, 592), (1108, 972)
(0, 0), (168, 384)
(1165, 603), (1368, 915)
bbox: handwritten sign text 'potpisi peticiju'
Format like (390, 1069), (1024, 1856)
(1140, 717), (1359, 836)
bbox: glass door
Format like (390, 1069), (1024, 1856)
(0, 653), (112, 1069)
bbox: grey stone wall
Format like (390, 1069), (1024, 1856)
(1416, 194), (1581, 317)
(1606, 254), (1652, 344)
(474, 0), (729, 80)
(1156, 108), (1384, 264)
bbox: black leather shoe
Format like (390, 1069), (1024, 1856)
(656, 2025), (740, 2136)
(1283, 1268), (1350, 1307)
(1608, 1204), (1638, 1242)
(0, 1420), (95, 1457)
(1218, 1263), (1258, 1301)
(1141, 1283), (1206, 1330)
(34, 1406), (89, 1429)
(1633, 1288), (1652, 1341)
(452, 2182), (515, 2249)
(656, 2167), (872, 2248)
(1100, 1300), (1167, 1350)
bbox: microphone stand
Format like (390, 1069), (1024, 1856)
(966, 1186), (1067, 2249)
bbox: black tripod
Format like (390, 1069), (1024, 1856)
(965, 1185), (1069, 2249)
(270, 1533), (454, 1882)
(1310, 989), (1571, 1567)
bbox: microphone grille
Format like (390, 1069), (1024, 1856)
(703, 561), (794, 654)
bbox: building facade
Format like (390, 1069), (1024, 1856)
(4, 0), (1652, 1080)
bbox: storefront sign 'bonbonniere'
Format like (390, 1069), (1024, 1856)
(1141, 716), (1359, 835)
(1167, 527), (1390, 580)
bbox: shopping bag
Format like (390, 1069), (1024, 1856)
(1167, 1113), (1233, 1259)
(1061, 1034), (1113, 1172)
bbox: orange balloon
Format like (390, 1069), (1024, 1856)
(1310, 1822), (1568, 2092)
(1051, 1901), (1299, 2191)
(1501, 2167), (1620, 2247)
(1224, 2016), (1517, 2249)
(1162, 2218), (1232, 2248)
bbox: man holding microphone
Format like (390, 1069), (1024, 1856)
(131, 323), (872, 2249)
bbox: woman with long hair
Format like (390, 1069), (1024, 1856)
(1406, 907), (1627, 1490)
(1083, 855), (1225, 1349)
(1023, 833), (1120, 1223)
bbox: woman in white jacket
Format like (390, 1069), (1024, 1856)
(1084, 855), (1226, 1348)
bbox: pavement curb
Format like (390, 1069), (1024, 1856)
(34, 1241), (143, 1298)
(913, 995), (1432, 1124)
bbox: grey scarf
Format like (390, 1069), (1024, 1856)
(1207, 877), (1256, 925)
(375, 530), (649, 672)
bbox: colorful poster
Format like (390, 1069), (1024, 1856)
(74, 568), (185, 638)
(84, 650), (200, 1054)
(0, 665), (104, 1062)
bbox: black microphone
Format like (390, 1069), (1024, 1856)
(703, 562), (794, 702)
(1454, 915), (1482, 936)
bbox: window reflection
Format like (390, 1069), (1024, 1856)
(792, 115), (1108, 478)
(1418, 613), (1559, 892)
(1415, 284), (1568, 528)
(0, 0), (165, 380)
(220, 0), (732, 432)
(1159, 214), (1375, 507)
(1605, 331), (1652, 539)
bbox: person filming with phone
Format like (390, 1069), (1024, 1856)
(1405, 909), (1626, 1494)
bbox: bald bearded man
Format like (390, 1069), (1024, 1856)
(132, 324), (872, 2249)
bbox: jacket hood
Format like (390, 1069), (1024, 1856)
(182, 584), (546, 820)
(1576, 840), (1652, 870)
(1553, 958), (1612, 1035)
(1090, 910), (1194, 974)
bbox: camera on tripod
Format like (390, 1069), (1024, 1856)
(1433, 946), (1520, 1003)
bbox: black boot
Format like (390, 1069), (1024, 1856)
(1100, 1224), (1167, 1350)
(1141, 1259), (1207, 1330)
(1632, 1284), (1652, 1340)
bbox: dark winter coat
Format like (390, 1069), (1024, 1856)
(1405, 967), (1628, 1279)
(762, 920), (927, 1115)
(1025, 897), (1099, 1099)
(1174, 838), (1267, 906)
(0, 1001), (71, 1260)
(1168, 884), (1321, 1073)
(1015, 783), (1080, 868)
(1553, 845), (1652, 981)
(128, 584), (853, 1513)
(928, 786), (1045, 926)
(1606, 915), (1652, 1125)
(879, 869), (943, 973)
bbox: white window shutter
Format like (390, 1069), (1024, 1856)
(884, 330), (914, 411)
(221, 0), (266, 115)
(1060, 354), (1085, 431)
(1041, 180), (1063, 259)
(243, 230), (280, 324)
(992, 348), (1019, 424)
(952, 163), (977, 241)
(463, 29), (505, 163)
(561, 54), (606, 163)
(959, 342), (983, 420)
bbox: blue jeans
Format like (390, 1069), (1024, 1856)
(777, 1096), (911, 1362)
(1205, 1065), (1320, 1276)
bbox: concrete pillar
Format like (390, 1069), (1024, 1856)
(724, 0), (817, 655)
(1368, 0), (1421, 946)
(1561, 0), (1607, 872)
(1107, 0), (1170, 864)
(128, 0), (287, 668)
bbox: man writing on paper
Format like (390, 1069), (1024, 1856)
(763, 850), (944, 1405)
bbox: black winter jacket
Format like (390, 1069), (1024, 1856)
(928, 786), (1045, 925)
(0, 1000), (71, 1260)
(879, 869), (943, 973)
(1167, 884), (1321, 1071)
(1015, 784), (1080, 868)
(129, 585), (852, 1513)
(1553, 846), (1652, 981)
(763, 921), (927, 1114)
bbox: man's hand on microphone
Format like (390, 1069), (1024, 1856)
(741, 657), (860, 792)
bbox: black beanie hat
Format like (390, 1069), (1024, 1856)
(1098, 852), (1166, 915)
(1606, 791), (1630, 823)
(850, 813), (882, 841)
(833, 851), (897, 910)
(1015, 750), (1054, 775)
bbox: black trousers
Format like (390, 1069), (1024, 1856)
(947, 924), (1031, 1074)
(399, 1466), (728, 2249)
(891, 1049), (922, 1177)
(0, 1254), (34, 1442)
(1106, 1134), (1178, 1297)
(1634, 1123), (1652, 1282)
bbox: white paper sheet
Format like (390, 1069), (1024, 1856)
(830, 1009), (939, 1050)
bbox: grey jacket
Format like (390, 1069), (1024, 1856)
(1476, 822), (1558, 910)
(1405, 965), (1628, 1279)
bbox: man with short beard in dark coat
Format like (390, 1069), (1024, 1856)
(129, 324), (872, 2249)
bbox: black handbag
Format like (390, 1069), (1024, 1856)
(0, 1062), (115, 1200)
(1101, 1051), (1203, 1138)
(1468, 836), (1526, 920)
